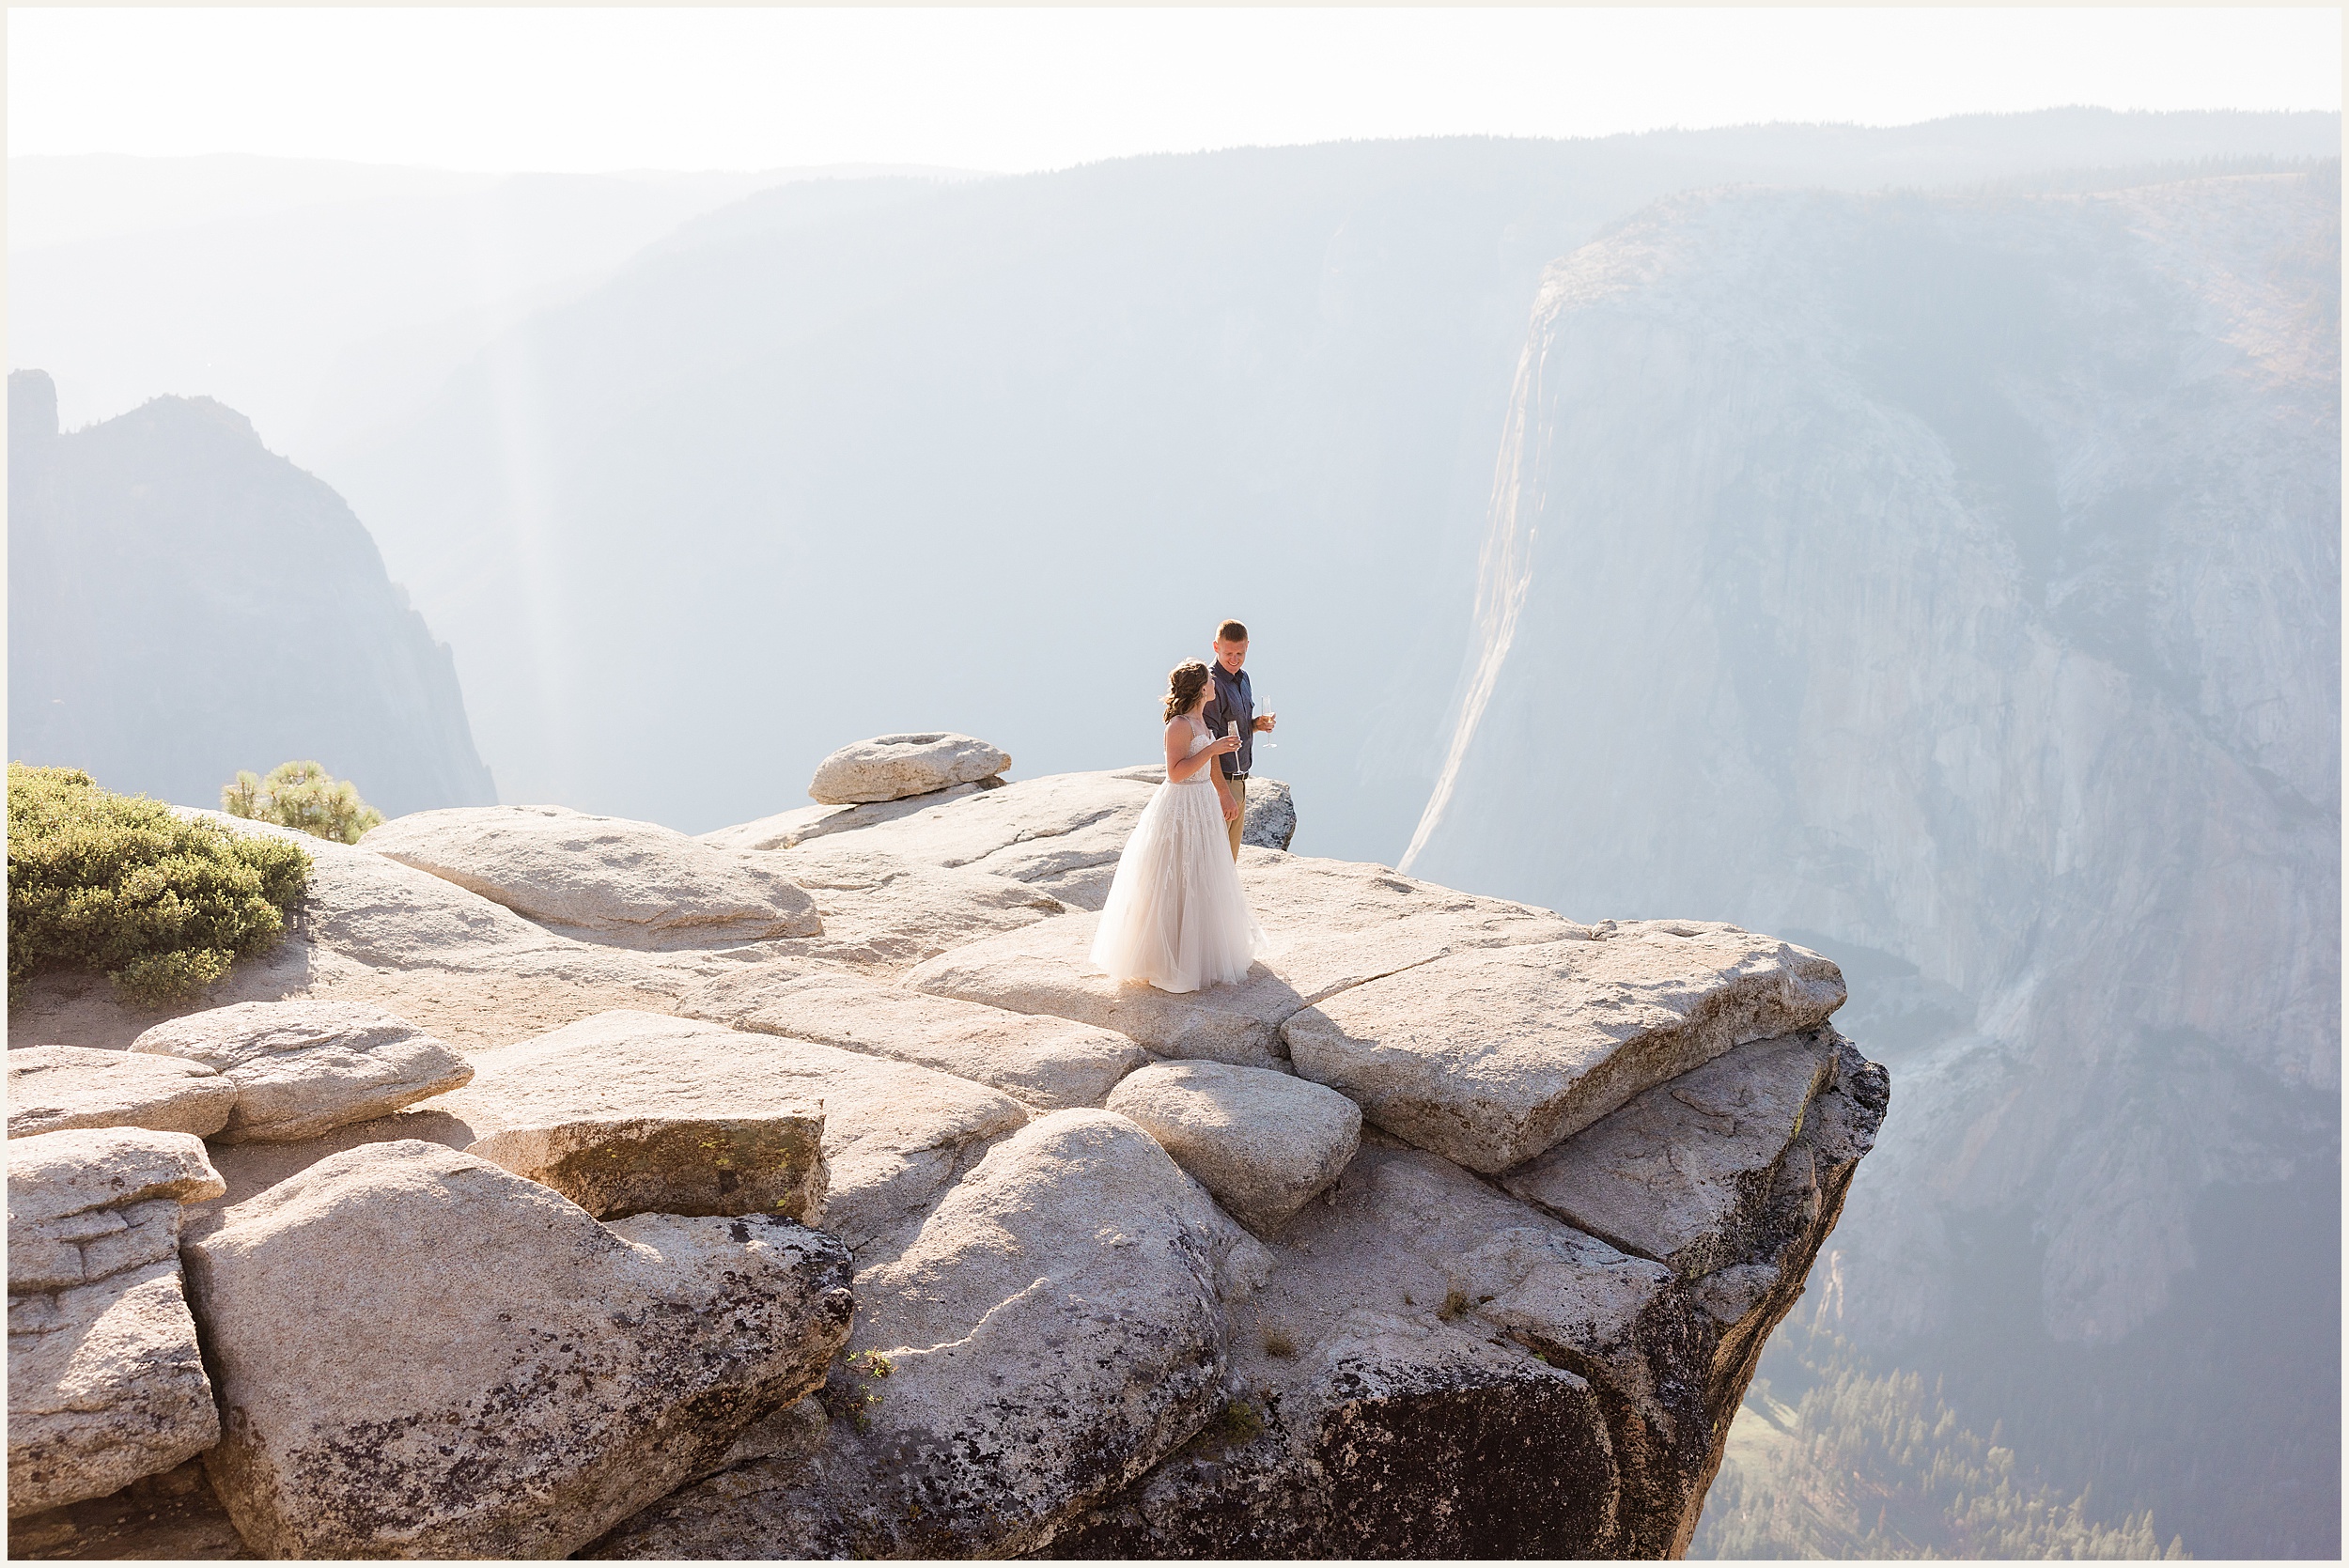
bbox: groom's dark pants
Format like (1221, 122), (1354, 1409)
(1224, 776), (1246, 858)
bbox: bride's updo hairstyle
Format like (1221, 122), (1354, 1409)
(1163, 660), (1213, 722)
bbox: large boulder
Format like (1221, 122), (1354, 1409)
(590, 1110), (1252, 1559)
(1106, 1060), (1361, 1234)
(1241, 776), (1298, 851)
(129, 1000), (473, 1143)
(181, 1140), (854, 1559)
(1282, 922), (1846, 1172)
(6, 1047), (238, 1139)
(1501, 1029), (1843, 1277)
(362, 804), (823, 947)
(681, 966), (1147, 1110)
(809, 733), (1011, 804)
(432, 1010), (1028, 1249)
(903, 851), (1583, 1068)
(8, 1128), (226, 1517)
(1114, 767), (1295, 850)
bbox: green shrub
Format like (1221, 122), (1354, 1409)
(9, 764), (312, 1008)
(222, 760), (384, 845)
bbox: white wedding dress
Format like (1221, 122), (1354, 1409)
(1089, 716), (1268, 992)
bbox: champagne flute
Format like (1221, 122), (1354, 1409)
(1255, 688), (1277, 749)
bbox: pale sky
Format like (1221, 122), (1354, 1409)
(8, 7), (2341, 176)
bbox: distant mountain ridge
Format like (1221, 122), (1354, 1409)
(7, 158), (982, 464)
(7, 369), (495, 816)
(7, 153), (983, 251)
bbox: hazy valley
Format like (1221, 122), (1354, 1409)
(8, 109), (2340, 1558)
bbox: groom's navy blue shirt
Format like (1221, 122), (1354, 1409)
(1203, 665), (1252, 779)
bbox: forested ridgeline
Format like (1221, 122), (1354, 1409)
(1693, 1326), (2186, 1560)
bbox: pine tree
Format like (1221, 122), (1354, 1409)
(221, 760), (385, 845)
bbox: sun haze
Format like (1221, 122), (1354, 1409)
(8, 7), (2341, 174)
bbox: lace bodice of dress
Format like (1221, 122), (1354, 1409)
(1177, 716), (1216, 784)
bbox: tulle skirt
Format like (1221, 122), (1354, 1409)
(1089, 777), (1268, 993)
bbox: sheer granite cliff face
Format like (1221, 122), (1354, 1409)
(6, 370), (495, 817)
(10, 770), (1882, 1559)
(1400, 173), (2338, 1373)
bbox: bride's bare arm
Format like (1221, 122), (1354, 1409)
(1166, 720), (1240, 782)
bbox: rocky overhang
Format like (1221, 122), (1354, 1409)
(6, 762), (1886, 1560)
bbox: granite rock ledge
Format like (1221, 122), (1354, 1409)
(6, 758), (1887, 1560)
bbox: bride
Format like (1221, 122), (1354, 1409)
(1090, 660), (1268, 992)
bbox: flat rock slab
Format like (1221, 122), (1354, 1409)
(906, 911), (1302, 1068)
(1240, 852), (1586, 957)
(1282, 922), (1845, 1173)
(700, 782), (991, 853)
(8, 1128), (227, 1518)
(130, 1000), (473, 1143)
(801, 768), (1162, 909)
(363, 805), (822, 947)
(681, 966), (1146, 1110)
(1501, 1030), (1842, 1275)
(7, 1048), (238, 1140)
(466, 1113), (827, 1222)
(590, 1110), (1244, 1560)
(194, 810), (619, 975)
(433, 1011), (1029, 1249)
(753, 843), (1066, 972)
(182, 1140), (854, 1559)
(1107, 1060), (1361, 1234)
(810, 733), (1011, 804)
(903, 853), (1585, 1069)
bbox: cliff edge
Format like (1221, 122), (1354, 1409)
(7, 759), (1885, 1559)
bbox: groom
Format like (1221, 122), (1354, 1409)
(1201, 618), (1277, 858)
